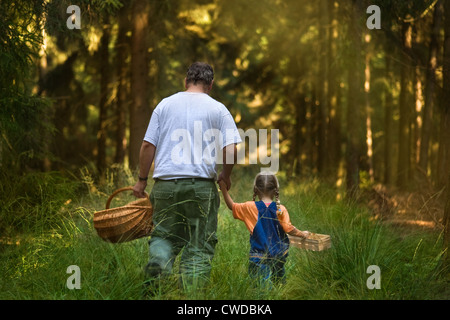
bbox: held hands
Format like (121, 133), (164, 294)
(217, 180), (227, 191)
(217, 171), (231, 190)
(217, 178), (234, 210)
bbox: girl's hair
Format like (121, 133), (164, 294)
(252, 172), (282, 215)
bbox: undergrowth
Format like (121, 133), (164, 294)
(0, 166), (448, 300)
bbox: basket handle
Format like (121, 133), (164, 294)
(105, 187), (149, 209)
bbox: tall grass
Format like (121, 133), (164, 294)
(0, 171), (79, 236)
(0, 167), (448, 300)
(282, 188), (448, 300)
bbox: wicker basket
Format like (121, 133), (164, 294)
(93, 187), (153, 243)
(288, 233), (331, 251)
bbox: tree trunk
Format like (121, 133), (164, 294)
(309, 88), (317, 172)
(413, 65), (423, 172)
(305, 87), (316, 173)
(317, 0), (329, 175)
(384, 54), (394, 185)
(326, 0), (341, 177)
(129, 0), (151, 170)
(346, 0), (363, 198)
(397, 22), (413, 189)
(364, 33), (374, 182)
(442, 0), (450, 265)
(97, 22), (111, 175)
(114, 5), (130, 165)
(419, 1), (442, 178)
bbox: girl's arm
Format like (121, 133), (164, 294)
(279, 207), (310, 238)
(218, 180), (234, 210)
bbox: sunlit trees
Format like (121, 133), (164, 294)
(1, 0), (448, 198)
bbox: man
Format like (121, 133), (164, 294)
(133, 62), (241, 291)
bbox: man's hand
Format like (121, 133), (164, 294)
(133, 141), (155, 198)
(217, 171), (231, 190)
(133, 180), (147, 198)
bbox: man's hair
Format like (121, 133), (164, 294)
(186, 62), (214, 87)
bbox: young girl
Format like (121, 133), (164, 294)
(218, 172), (310, 285)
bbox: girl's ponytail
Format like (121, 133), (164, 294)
(275, 188), (282, 216)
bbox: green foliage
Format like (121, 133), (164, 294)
(0, 0), (53, 171)
(0, 169), (447, 300)
(0, 1), (43, 87)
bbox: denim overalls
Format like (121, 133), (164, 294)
(248, 201), (290, 284)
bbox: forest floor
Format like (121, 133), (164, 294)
(363, 182), (445, 236)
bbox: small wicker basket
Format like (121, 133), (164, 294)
(288, 233), (331, 251)
(93, 187), (153, 243)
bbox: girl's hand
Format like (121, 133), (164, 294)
(301, 231), (311, 239)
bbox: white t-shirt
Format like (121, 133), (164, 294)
(143, 91), (242, 180)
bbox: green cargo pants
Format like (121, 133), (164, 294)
(145, 178), (219, 290)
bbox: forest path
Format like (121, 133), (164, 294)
(365, 184), (445, 235)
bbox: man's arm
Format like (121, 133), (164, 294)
(133, 141), (156, 198)
(217, 143), (237, 190)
